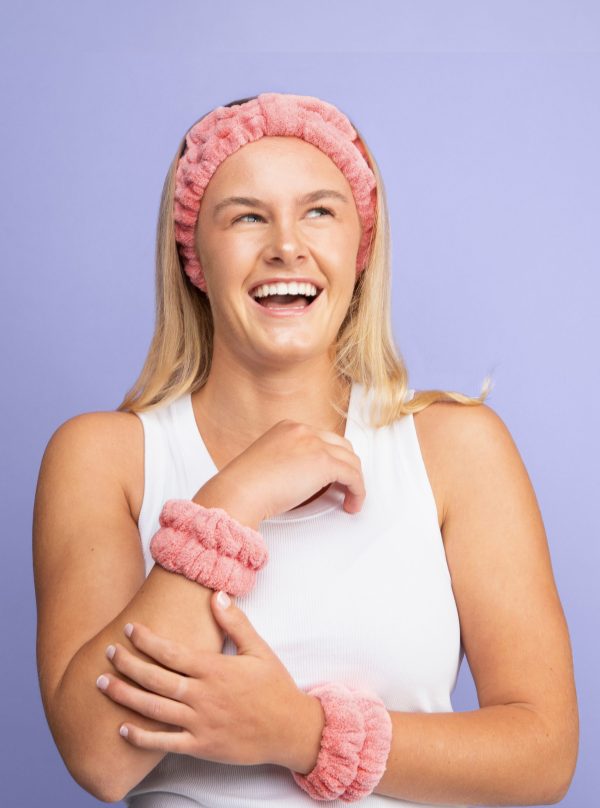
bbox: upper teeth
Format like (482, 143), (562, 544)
(252, 282), (320, 298)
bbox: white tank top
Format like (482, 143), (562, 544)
(124, 381), (465, 807)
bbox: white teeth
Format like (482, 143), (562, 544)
(251, 281), (320, 298)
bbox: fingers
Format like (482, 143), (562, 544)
(312, 426), (357, 451)
(119, 723), (194, 754)
(97, 658), (194, 727)
(322, 445), (366, 510)
(108, 641), (191, 703)
(125, 622), (198, 677)
(305, 430), (366, 510)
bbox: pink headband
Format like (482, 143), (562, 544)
(173, 92), (377, 293)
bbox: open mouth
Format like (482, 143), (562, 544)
(249, 288), (324, 310)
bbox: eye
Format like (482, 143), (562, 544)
(233, 212), (264, 224)
(307, 206), (334, 218)
(233, 207), (334, 224)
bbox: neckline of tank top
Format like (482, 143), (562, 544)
(182, 382), (416, 523)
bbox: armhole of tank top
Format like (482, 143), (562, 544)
(405, 411), (453, 588)
(132, 410), (156, 537)
(404, 397), (443, 539)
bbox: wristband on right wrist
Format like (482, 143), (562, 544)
(149, 498), (269, 596)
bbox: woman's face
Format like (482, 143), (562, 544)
(195, 136), (363, 370)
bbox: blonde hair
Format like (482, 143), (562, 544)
(116, 94), (493, 426)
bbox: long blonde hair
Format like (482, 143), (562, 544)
(116, 94), (493, 426)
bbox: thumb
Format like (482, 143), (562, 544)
(211, 589), (270, 657)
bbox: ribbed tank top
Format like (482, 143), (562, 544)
(124, 381), (465, 807)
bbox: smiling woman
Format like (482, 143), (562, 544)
(33, 91), (578, 808)
(113, 92), (491, 421)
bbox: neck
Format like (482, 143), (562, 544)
(191, 356), (351, 468)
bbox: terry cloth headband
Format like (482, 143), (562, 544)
(173, 92), (377, 293)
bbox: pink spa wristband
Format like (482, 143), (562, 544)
(291, 682), (393, 802)
(149, 498), (269, 596)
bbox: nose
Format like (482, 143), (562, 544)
(263, 217), (308, 268)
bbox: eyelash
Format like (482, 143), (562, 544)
(233, 207), (334, 224)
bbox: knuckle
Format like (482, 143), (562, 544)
(174, 676), (188, 701)
(297, 418), (315, 432)
(191, 734), (207, 758)
(149, 699), (162, 719)
(146, 669), (162, 692)
(161, 641), (179, 667)
(276, 417), (295, 429)
(284, 419), (306, 434)
(324, 448), (338, 466)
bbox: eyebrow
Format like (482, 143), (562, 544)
(212, 189), (350, 219)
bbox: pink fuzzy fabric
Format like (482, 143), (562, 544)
(291, 682), (393, 801)
(173, 92), (377, 292)
(149, 499), (269, 596)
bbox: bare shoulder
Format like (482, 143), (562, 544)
(412, 398), (509, 533)
(46, 409), (145, 524)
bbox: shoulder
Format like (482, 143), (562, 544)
(47, 410), (143, 460)
(45, 410), (144, 522)
(412, 399), (513, 530)
(414, 396), (507, 441)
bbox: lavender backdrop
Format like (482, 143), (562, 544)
(1, 1), (597, 805)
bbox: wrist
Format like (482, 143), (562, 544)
(281, 691), (326, 774)
(290, 683), (393, 801)
(150, 498), (269, 597)
(192, 476), (262, 530)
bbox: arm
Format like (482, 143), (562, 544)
(286, 403), (579, 805)
(33, 412), (256, 803)
(292, 699), (570, 806)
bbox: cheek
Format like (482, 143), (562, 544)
(309, 232), (353, 265)
(220, 234), (264, 267)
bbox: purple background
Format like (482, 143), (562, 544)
(1, 1), (598, 804)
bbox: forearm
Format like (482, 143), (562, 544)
(292, 701), (566, 807)
(52, 564), (224, 802)
(53, 481), (259, 803)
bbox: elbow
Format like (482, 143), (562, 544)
(98, 784), (128, 804)
(65, 758), (125, 804)
(47, 709), (128, 803)
(543, 720), (579, 804)
(548, 781), (573, 805)
(552, 717), (580, 803)
(549, 759), (578, 805)
(518, 702), (579, 805)
(67, 750), (142, 803)
(91, 776), (127, 805)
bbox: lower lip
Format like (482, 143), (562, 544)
(248, 291), (324, 317)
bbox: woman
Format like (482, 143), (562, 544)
(33, 92), (578, 806)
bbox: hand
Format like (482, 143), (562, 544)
(96, 591), (312, 768)
(195, 407), (366, 525)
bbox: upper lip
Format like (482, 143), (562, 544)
(248, 277), (324, 296)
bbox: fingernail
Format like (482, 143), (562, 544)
(105, 644), (116, 660)
(96, 675), (109, 691)
(217, 590), (230, 609)
(119, 725), (129, 738)
(124, 623), (133, 637)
